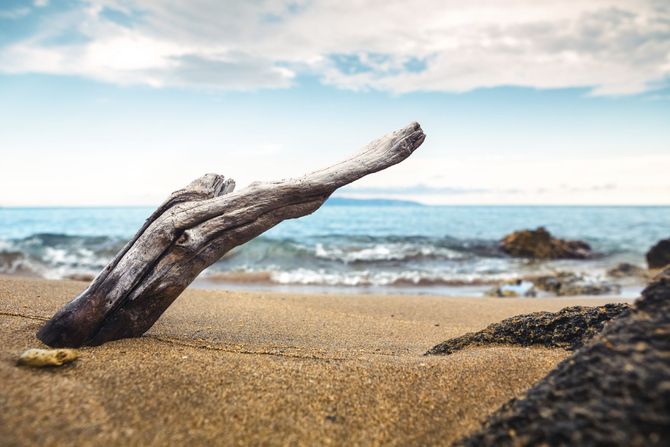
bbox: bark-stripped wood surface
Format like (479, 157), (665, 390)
(37, 122), (426, 347)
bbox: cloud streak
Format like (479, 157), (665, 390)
(342, 183), (618, 197)
(0, 0), (668, 94)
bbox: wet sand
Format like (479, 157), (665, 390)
(0, 276), (633, 446)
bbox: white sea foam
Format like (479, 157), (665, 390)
(270, 268), (515, 287)
(0, 201), (657, 297)
(313, 242), (464, 263)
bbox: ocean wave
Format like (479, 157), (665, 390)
(0, 250), (43, 277)
(0, 233), (125, 279)
(220, 234), (502, 267)
(0, 232), (620, 289)
(268, 268), (512, 287)
(201, 268), (509, 287)
(313, 242), (465, 263)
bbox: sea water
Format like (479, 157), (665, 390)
(1, 204), (668, 296)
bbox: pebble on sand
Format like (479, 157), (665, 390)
(17, 348), (78, 367)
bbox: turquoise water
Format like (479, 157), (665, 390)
(1, 205), (668, 295)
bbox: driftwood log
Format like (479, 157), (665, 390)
(37, 122), (426, 347)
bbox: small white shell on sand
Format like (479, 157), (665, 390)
(17, 348), (79, 367)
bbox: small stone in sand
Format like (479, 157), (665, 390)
(17, 348), (78, 367)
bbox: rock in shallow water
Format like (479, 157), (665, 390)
(17, 348), (78, 367)
(607, 262), (646, 278)
(532, 272), (620, 296)
(500, 227), (592, 259)
(488, 272), (621, 297)
(647, 238), (670, 269)
(486, 280), (537, 298)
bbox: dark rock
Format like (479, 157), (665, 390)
(559, 281), (620, 296)
(426, 304), (629, 355)
(531, 272), (620, 296)
(455, 268), (670, 447)
(646, 239), (670, 269)
(531, 272), (575, 294)
(607, 262), (646, 278)
(500, 227), (592, 259)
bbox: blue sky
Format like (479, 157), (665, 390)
(1, 0), (669, 205)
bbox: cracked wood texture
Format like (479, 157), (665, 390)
(37, 122), (426, 347)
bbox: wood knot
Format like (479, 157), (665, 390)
(176, 232), (190, 245)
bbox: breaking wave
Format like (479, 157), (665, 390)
(0, 232), (627, 290)
(0, 233), (126, 280)
(1, 204), (663, 295)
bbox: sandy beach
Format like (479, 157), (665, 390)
(0, 276), (634, 446)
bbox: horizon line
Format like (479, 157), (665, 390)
(2, 203), (670, 208)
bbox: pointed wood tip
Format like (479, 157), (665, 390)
(393, 121), (426, 157)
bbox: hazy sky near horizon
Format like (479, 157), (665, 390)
(1, 0), (669, 205)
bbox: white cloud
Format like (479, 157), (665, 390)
(0, 0), (668, 94)
(0, 7), (31, 19)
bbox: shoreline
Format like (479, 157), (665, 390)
(1, 276), (637, 445)
(193, 273), (643, 299)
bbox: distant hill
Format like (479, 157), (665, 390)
(325, 197), (423, 207)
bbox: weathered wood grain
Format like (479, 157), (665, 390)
(37, 122), (426, 347)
